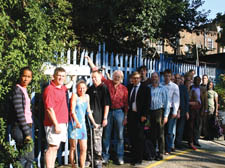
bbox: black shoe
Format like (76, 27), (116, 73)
(131, 160), (142, 166)
(95, 165), (102, 168)
(134, 161), (142, 166)
(194, 142), (201, 147)
(156, 154), (163, 161)
(203, 137), (210, 140)
(176, 145), (185, 149)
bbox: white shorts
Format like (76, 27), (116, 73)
(45, 123), (68, 146)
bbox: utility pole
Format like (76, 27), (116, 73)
(196, 45), (199, 66)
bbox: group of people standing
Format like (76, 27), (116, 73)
(10, 61), (219, 168)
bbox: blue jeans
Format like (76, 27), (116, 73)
(11, 124), (34, 168)
(166, 117), (177, 152)
(102, 109), (124, 161)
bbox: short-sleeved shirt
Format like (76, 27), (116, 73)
(43, 81), (68, 126)
(208, 90), (218, 113)
(87, 83), (111, 124)
(102, 77), (128, 112)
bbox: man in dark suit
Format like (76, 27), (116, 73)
(127, 71), (150, 166)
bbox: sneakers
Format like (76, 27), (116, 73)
(85, 161), (91, 167)
(102, 159), (108, 164)
(117, 159), (124, 165)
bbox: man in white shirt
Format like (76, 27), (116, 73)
(162, 69), (180, 154)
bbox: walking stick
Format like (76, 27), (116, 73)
(87, 117), (94, 168)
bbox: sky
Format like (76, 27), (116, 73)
(199, 0), (225, 19)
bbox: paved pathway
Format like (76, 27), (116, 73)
(59, 136), (225, 168)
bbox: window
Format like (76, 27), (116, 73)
(207, 38), (213, 50)
(156, 41), (163, 53)
(184, 45), (189, 52)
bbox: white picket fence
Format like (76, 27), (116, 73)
(9, 44), (217, 167)
(59, 43), (216, 85)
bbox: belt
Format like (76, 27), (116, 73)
(110, 107), (122, 111)
(131, 110), (137, 113)
(150, 108), (163, 112)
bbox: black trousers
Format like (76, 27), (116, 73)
(128, 111), (145, 163)
(149, 108), (164, 155)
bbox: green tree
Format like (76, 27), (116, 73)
(0, 118), (34, 167)
(70, 0), (166, 53)
(0, 0), (76, 100)
(215, 74), (225, 110)
(157, 0), (209, 55)
(213, 13), (225, 47)
(69, 0), (208, 54)
(0, 0), (77, 166)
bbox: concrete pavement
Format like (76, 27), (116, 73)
(59, 136), (225, 168)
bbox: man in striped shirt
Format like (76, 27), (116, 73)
(149, 72), (170, 160)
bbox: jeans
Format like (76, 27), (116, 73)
(102, 109), (124, 161)
(11, 124), (34, 168)
(165, 117), (177, 152)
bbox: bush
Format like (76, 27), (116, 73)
(0, 118), (35, 167)
(215, 74), (225, 110)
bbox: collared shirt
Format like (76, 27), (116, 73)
(179, 84), (189, 116)
(102, 77), (128, 113)
(149, 84), (170, 117)
(43, 81), (68, 126)
(130, 82), (141, 112)
(87, 83), (111, 124)
(162, 81), (180, 115)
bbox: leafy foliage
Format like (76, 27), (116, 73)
(215, 74), (225, 110)
(70, 0), (166, 53)
(0, 118), (35, 167)
(0, 0), (77, 100)
(0, 1), (77, 164)
(157, 0), (209, 52)
(69, 0), (208, 54)
(213, 13), (225, 47)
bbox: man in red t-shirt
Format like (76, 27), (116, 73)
(43, 67), (69, 168)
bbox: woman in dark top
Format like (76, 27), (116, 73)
(11, 67), (34, 167)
